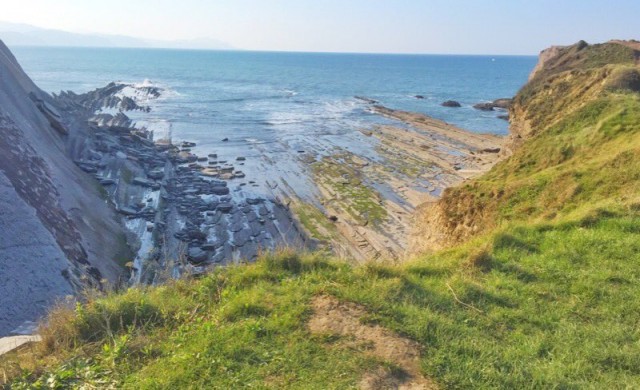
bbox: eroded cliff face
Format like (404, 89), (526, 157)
(410, 40), (640, 253)
(0, 40), (127, 335)
(504, 40), (640, 154)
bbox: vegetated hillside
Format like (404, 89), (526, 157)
(413, 40), (640, 250)
(4, 41), (640, 389)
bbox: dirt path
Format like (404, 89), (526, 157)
(308, 295), (437, 389)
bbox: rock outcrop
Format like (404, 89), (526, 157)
(472, 98), (512, 111)
(441, 100), (461, 107)
(48, 80), (310, 285)
(0, 40), (127, 335)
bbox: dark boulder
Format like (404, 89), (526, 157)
(133, 177), (155, 187)
(217, 203), (233, 213)
(441, 100), (461, 108)
(118, 207), (139, 216)
(187, 230), (208, 241)
(99, 178), (116, 186)
(188, 247), (209, 263)
(246, 197), (264, 205)
(473, 98), (512, 111)
(147, 169), (164, 180)
(492, 98), (512, 109)
(201, 243), (216, 251)
(212, 186), (230, 196)
(473, 102), (495, 111)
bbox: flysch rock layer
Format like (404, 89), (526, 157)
(0, 171), (72, 336)
(0, 40), (126, 336)
(53, 81), (309, 283)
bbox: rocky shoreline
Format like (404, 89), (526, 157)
(251, 99), (506, 263)
(56, 82), (308, 283)
(39, 80), (507, 284)
(47, 79), (508, 285)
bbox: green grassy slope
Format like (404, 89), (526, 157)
(5, 214), (640, 389)
(424, 41), (640, 246)
(4, 41), (640, 389)
(440, 93), (640, 239)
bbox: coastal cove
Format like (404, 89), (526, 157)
(3, 48), (531, 272)
(1, 0), (639, 386)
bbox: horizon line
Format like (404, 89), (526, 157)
(6, 43), (539, 57)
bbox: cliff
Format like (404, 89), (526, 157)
(506, 39), (640, 153)
(0, 40), (127, 335)
(410, 40), (640, 252)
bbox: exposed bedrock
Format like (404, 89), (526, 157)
(0, 40), (129, 335)
(52, 77), (309, 283)
(0, 171), (73, 336)
(472, 98), (512, 111)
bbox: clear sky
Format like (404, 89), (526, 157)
(1, 0), (638, 54)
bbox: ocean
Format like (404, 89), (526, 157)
(12, 46), (536, 137)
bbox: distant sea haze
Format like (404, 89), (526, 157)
(0, 21), (233, 50)
(13, 47), (536, 149)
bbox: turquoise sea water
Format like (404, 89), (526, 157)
(11, 47), (536, 144)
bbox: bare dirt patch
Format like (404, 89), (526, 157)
(308, 295), (437, 389)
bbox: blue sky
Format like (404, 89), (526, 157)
(2, 0), (638, 54)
